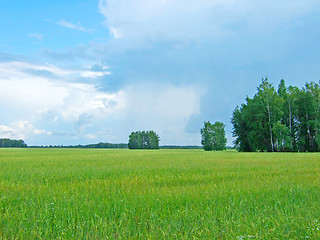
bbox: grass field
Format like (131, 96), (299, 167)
(0, 149), (319, 239)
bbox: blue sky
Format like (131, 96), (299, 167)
(1, 0), (320, 146)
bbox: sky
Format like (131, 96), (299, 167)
(0, 0), (320, 146)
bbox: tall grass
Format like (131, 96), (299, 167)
(0, 149), (319, 239)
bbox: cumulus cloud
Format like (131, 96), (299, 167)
(0, 59), (123, 142)
(0, 124), (24, 139)
(99, 0), (318, 42)
(0, 57), (204, 145)
(33, 128), (51, 135)
(0, 121), (46, 140)
(0, 60), (113, 117)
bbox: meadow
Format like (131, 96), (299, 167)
(0, 148), (319, 239)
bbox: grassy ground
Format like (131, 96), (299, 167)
(0, 148), (319, 239)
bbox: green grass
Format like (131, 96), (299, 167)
(0, 149), (319, 239)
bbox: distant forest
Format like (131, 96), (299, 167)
(9, 141), (202, 149)
(161, 145), (202, 149)
(29, 143), (203, 149)
(28, 142), (128, 149)
(0, 139), (27, 148)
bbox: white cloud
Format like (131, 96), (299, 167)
(120, 83), (205, 144)
(33, 129), (47, 135)
(0, 69), (67, 113)
(124, 84), (201, 119)
(51, 84), (125, 121)
(109, 27), (123, 39)
(0, 60), (124, 142)
(0, 124), (24, 139)
(0, 120), (53, 140)
(99, 0), (318, 41)
(0, 121), (37, 140)
(80, 70), (110, 78)
(85, 134), (98, 139)
(0, 55), (205, 145)
(57, 19), (92, 32)
(0, 61), (110, 81)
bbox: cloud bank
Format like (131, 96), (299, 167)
(0, 57), (203, 145)
(99, 0), (318, 42)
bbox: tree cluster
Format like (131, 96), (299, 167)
(232, 78), (320, 152)
(201, 121), (227, 151)
(128, 131), (160, 149)
(0, 138), (27, 148)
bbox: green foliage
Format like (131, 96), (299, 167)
(201, 121), (227, 151)
(232, 78), (320, 152)
(128, 130), (160, 149)
(0, 138), (27, 148)
(0, 149), (320, 239)
(296, 82), (320, 152)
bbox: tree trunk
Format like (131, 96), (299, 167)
(267, 103), (274, 152)
(306, 111), (312, 151)
(288, 99), (293, 150)
(316, 91), (320, 138)
(288, 100), (292, 134)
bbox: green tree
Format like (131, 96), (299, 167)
(128, 131), (160, 149)
(232, 78), (284, 152)
(232, 106), (248, 151)
(296, 82), (320, 152)
(256, 78), (284, 152)
(232, 100), (261, 151)
(277, 80), (300, 151)
(0, 138), (27, 148)
(201, 121), (227, 151)
(231, 78), (320, 152)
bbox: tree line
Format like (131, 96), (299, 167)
(161, 145), (202, 149)
(29, 142), (128, 148)
(232, 78), (320, 152)
(0, 139), (27, 148)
